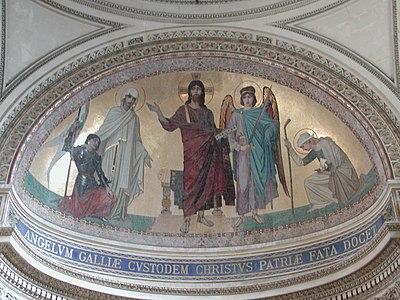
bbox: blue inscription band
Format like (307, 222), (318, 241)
(16, 216), (384, 281)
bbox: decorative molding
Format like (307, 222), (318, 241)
(37, 0), (122, 27)
(273, 0), (352, 26)
(375, 281), (400, 300)
(0, 25), (125, 102)
(0, 0), (6, 96)
(12, 216), (384, 279)
(0, 224), (400, 298)
(0, 0), (125, 102)
(0, 33), (397, 248)
(0, 33), (396, 186)
(273, 24), (400, 100)
(0, 41), (124, 135)
(0, 246), (117, 300)
(394, 0), (400, 87)
(0, 283), (22, 300)
(62, 0), (325, 23)
(147, 29), (253, 42)
(6, 56), (388, 246)
(384, 201), (395, 222)
(275, 39), (400, 132)
(136, 0), (243, 4)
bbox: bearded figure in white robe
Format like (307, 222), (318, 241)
(96, 88), (152, 220)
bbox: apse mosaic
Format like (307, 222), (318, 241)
(24, 71), (377, 243)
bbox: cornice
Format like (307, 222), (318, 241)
(48, 0), (332, 24)
(393, 0), (400, 87)
(0, 223), (400, 298)
(37, 0), (123, 27)
(375, 281), (400, 300)
(0, 0), (6, 96)
(272, 0), (352, 25)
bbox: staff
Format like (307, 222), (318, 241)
(247, 85), (272, 145)
(63, 107), (82, 205)
(283, 118), (294, 214)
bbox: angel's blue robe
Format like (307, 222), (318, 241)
(234, 108), (278, 200)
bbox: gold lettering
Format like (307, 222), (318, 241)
(280, 256), (290, 267)
(259, 260), (267, 271)
(358, 232), (366, 244)
(343, 240), (351, 252)
(365, 228), (373, 240)
(212, 264), (220, 274)
(111, 258), (121, 269)
(309, 250), (317, 262)
(78, 251), (87, 261)
(224, 264), (231, 273)
(24, 230), (35, 244)
(196, 265), (203, 274)
(266, 259), (274, 269)
(294, 254), (303, 264)
(86, 253), (94, 264)
(330, 245), (338, 256)
(63, 246), (74, 259)
(246, 262), (253, 272)
(37, 236), (45, 248)
(180, 265), (188, 275)
(128, 261), (135, 271)
(203, 264), (212, 274)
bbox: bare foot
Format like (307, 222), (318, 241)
(307, 206), (318, 213)
(234, 216), (244, 229)
(180, 218), (190, 233)
(197, 215), (214, 227)
(212, 208), (223, 216)
(252, 214), (265, 224)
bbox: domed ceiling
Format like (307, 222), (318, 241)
(0, 0), (399, 299)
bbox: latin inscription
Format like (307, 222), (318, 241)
(18, 217), (383, 278)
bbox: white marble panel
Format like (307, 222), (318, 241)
(296, 0), (394, 80)
(4, 0), (99, 84)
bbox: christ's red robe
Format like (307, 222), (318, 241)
(161, 105), (235, 217)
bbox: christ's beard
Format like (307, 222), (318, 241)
(192, 94), (200, 103)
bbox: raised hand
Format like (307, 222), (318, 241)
(284, 138), (292, 148)
(146, 102), (161, 113)
(146, 102), (167, 123)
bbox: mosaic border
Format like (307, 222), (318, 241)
(2, 39), (396, 182)
(8, 53), (385, 247)
(1, 32), (398, 140)
(0, 34), (397, 247)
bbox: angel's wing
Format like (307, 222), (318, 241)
(263, 87), (290, 197)
(219, 94), (236, 129)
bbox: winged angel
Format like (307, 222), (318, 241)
(220, 86), (289, 227)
